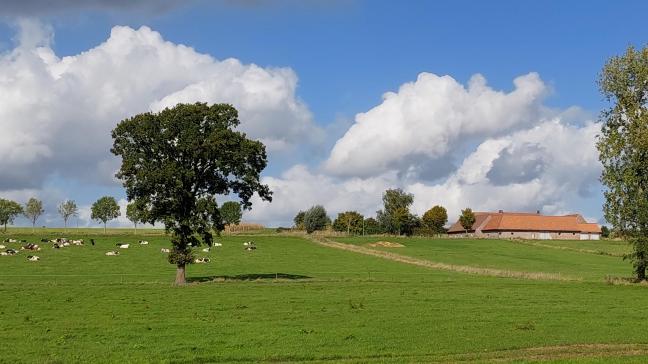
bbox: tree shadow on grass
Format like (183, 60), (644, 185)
(187, 273), (312, 283)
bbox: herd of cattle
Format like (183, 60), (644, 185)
(1, 237), (258, 264)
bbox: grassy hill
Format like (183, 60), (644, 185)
(1, 231), (647, 363)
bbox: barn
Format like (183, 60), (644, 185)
(447, 211), (602, 240)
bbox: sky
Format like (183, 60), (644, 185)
(0, 0), (646, 228)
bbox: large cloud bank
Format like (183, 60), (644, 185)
(0, 21), (319, 193)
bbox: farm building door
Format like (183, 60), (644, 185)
(539, 233), (551, 240)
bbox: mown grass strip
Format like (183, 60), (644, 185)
(508, 239), (625, 257)
(311, 237), (582, 282)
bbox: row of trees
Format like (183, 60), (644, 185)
(0, 196), (244, 234)
(292, 188), (477, 236)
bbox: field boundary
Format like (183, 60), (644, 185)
(310, 237), (582, 282)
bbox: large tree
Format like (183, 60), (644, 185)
(293, 211), (305, 230)
(91, 196), (121, 234)
(459, 208), (476, 234)
(376, 188), (417, 235)
(597, 45), (648, 281)
(58, 200), (78, 232)
(126, 201), (148, 234)
(422, 205), (448, 235)
(332, 211), (364, 235)
(220, 201), (243, 227)
(0, 199), (23, 232)
(111, 103), (272, 285)
(24, 198), (44, 233)
(303, 205), (329, 234)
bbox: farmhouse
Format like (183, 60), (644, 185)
(447, 211), (602, 240)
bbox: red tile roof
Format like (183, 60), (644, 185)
(447, 211), (602, 234)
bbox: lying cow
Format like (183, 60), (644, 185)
(201, 247), (210, 252)
(0, 245), (5, 249)
(21, 244), (40, 251)
(194, 257), (210, 264)
(243, 241), (254, 246)
(27, 255), (40, 262)
(5, 249), (18, 255)
(105, 251), (120, 256)
(244, 246), (257, 251)
(213, 242), (223, 247)
(116, 243), (129, 249)
(71, 239), (84, 245)
(139, 240), (149, 245)
(4, 238), (17, 243)
(160, 248), (170, 253)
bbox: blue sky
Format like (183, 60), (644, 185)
(1, 0), (646, 227)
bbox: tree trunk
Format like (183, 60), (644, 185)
(175, 263), (187, 285)
(104, 222), (107, 234)
(134, 223), (137, 235)
(32, 222), (35, 233)
(64, 219), (67, 234)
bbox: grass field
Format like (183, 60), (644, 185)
(1, 230), (648, 363)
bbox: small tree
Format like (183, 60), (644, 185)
(58, 200), (78, 233)
(601, 225), (610, 239)
(24, 198), (44, 233)
(111, 103), (272, 285)
(91, 196), (121, 234)
(221, 201), (243, 227)
(126, 202), (147, 234)
(293, 211), (306, 230)
(0, 199), (23, 232)
(303, 205), (329, 234)
(422, 205), (448, 236)
(459, 208), (476, 234)
(376, 188), (416, 235)
(332, 211), (364, 235)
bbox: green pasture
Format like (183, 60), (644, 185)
(1, 231), (647, 363)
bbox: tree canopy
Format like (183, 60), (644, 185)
(24, 198), (44, 232)
(332, 211), (364, 235)
(91, 196), (121, 234)
(459, 208), (476, 233)
(111, 103), (272, 285)
(376, 188), (418, 235)
(58, 200), (78, 231)
(422, 205), (448, 235)
(597, 45), (648, 280)
(220, 201), (243, 226)
(303, 205), (329, 234)
(126, 201), (148, 233)
(293, 211), (305, 230)
(0, 198), (23, 232)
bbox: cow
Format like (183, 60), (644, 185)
(244, 246), (257, 251)
(4, 238), (17, 243)
(201, 247), (210, 252)
(213, 242), (223, 247)
(116, 243), (129, 249)
(27, 255), (40, 262)
(160, 248), (170, 253)
(243, 241), (254, 246)
(5, 249), (18, 255)
(22, 244), (40, 251)
(105, 251), (120, 256)
(0, 245), (5, 249)
(139, 240), (149, 245)
(71, 239), (84, 245)
(194, 257), (210, 264)
(90, 239), (95, 246)
(53, 243), (61, 249)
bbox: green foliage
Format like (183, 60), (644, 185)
(332, 211), (364, 235)
(23, 198), (44, 231)
(0, 198), (23, 232)
(57, 200), (78, 229)
(363, 217), (381, 235)
(91, 196), (121, 233)
(601, 225), (611, 238)
(303, 205), (329, 234)
(293, 211), (306, 229)
(376, 188), (418, 235)
(597, 45), (648, 280)
(459, 208), (476, 232)
(126, 201), (148, 232)
(422, 205), (448, 235)
(111, 103), (272, 284)
(220, 201), (243, 226)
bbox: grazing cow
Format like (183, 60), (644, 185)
(105, 251), (120, 256)
(194, 257), (210, 264)
(244, 246), (257, 251)
(213, 242), (223, 247)
(27, 255), (40, 262)
(160, 248), (170, 253)
(90, 239), (95, 246)
(116, 243), (129, 249)
(138, 240), (149, 245)
(201, 247), (210, 252)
